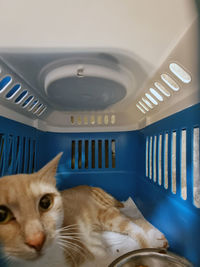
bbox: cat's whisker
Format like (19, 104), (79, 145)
(64, 246), (77, 267)
(58, 242), (77, 266)
(59, 235), (83, 240)
(58, 230), (85, 235)
(57, 224), (80, 231)
(58, 239), (86, 253)
(58, 238), (88, 256)
(59, 236), (82, 242)
(57, 240), (88, 261)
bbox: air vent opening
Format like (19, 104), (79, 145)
(70, 139), (116, 170)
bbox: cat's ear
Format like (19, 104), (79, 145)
(37, 152), (63, 184)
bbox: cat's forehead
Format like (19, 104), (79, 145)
(0, 173), (58, 205)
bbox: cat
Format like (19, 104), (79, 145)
(0, 153), (168, 267)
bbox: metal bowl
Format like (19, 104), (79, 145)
(108, 248), (193, 267)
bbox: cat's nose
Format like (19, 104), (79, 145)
(25, 231), (46, 252)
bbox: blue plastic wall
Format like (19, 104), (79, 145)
(0, 103), (199, 266)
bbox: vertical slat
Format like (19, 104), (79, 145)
(102, 138), (105, 169)
(164, 133), (168, 189)
(176, 130), (181, 197)
(105, 140), (109, 168)
(18, 136), (25, 173)
(23, 137), (29, 173)
(145, 136), (149, 177)
(172, 131), (177, 194)
(28, 139), (34, 173)
(88, 139), (92, 169)
(11, 136), (18, 173)
(7, 135), (13, 175)
(91, 140), (95, 169)
(158, 134), (162, 185)
(149, 136), (153, 179)
(193, 127), (200, 208)
(32, 140), (36, 173)
(82, 139), (85, 169)
(78, 140), (82, 169)
(153, 135), (157, 182)
(109, 139), (112, 169)
(2, 135), (9, 176)
(98, 140), (102, 168)
(186, 128), (193, 203)
(15, 136), (21, 173)
(111, 139), (116, 168)
(181, 129), (187, 200)
(95, 140), (99, 169)
(0, 134), (4, 176)
(168, 132), (172, 192)
(71, 140), (75, 169)
(26, 139), (31, 173)
(161, 133), (165, 187)
(156, 134), (159, 184)
(85, 140), (89, 169)
(75, 140), (79, 169)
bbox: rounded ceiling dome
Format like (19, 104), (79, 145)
(44, 64), (129, 111)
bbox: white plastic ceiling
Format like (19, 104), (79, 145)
(0, 0), (198, 132)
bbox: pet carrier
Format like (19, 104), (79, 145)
(0, 0), (199, 266)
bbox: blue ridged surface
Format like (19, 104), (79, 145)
(0, 103), (199, 266)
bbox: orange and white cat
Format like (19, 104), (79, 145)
(0, 153), (168, 267)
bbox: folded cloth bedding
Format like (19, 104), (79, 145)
(83, 197), (168, 267)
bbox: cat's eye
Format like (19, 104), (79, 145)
(39, 194), (53, 211)
(0, 206), (14, 224)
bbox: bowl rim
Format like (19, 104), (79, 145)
(108, 248), (193, 267)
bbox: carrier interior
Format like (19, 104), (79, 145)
(0, 0), (200, 266)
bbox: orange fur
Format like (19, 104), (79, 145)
(0, 153), (168, 267)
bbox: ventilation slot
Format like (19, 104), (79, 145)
(22, 95), (34, 108)
(158, 134), (162, 186)
(181, 129), (187, 200)
(146, 137), (149, 177)
(142, 98), (153, 109)
(172, 131), (176, 194)
(0, 68), (47, 117)
(154, 82), (170, 97)
(69, 114), (116, 126)
(153, 135), (157, 183)
(0, 76), (12, 92)
(0, 134), (36, 176)
(70, 139), (116, 170)
(149, 88), (163, 102)
(15, 90), (28, 104)
(6, 84), (21, 99)
(92, 140), (95, 168)
(145, 93), (158, 105)
(136, 62), (191, 115)
(169, 63), (191, 84)
(136, 104), (146, 114)
(149, 136), (153, 179)
(193, 127), (200, 208)
(164, 133), (169, 189)
(161, 74), (179, 91)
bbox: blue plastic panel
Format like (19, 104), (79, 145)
(138, 103), (200, 266)
(0, 103), (199, 266)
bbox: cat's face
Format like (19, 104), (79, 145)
(0, 153), (63, 262)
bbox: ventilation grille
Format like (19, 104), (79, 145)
(0, 65), (47, 117)
(71, 139), (116, 169)
(136, 62), (192, 114)
(0, 134), (36, 176)
(145, 126), (200, 208)
(69, 114), (116, 126)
